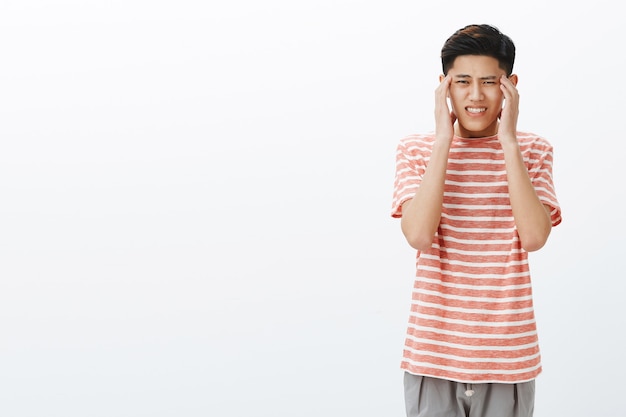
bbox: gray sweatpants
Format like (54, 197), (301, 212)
(404, 373), (535, 417)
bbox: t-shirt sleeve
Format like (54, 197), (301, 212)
(529, 139), (562, 227)
(391, 137), (426, 218)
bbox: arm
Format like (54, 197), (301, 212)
(498, 75), (552, 252)
(401, 76), (455, 251)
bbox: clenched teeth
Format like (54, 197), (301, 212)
(467, 107), (486, 113)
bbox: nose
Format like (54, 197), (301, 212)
(469, 83), (483, 101)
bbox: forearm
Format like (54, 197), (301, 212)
(401, 139), (451, 250)
(501, 140), (552, 252)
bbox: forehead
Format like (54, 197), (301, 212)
(448, 55), (504, 76)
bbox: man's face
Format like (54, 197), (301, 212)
(443, 55), (515, 138)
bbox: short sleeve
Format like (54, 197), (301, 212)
(391, 135), (429, 218)
(527, 137), (562, 227)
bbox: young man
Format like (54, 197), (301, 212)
(391, 24), (562, 417)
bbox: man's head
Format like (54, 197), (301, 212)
(439, 24), (518, 138)
(441, 24), (515, 76)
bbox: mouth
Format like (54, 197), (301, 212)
(466, 107), (487, 114)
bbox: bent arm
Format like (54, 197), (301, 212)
(501, 141), (552, 252)
(401, 139), (451, 251)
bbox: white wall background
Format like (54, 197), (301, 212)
(1, 1), (624, 416)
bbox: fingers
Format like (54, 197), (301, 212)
(499, 75), (518, 100)
(498, 75), (519, 139)
(436, 74), (452, 97)
(435, 75), (452, 112)
(434, 75), (455, 140)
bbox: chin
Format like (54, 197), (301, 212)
(458, 120), (498, 137)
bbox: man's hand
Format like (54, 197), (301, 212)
(498, 75), (519, 143)
(435, 75), (456, 141)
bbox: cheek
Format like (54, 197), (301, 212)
(450, 100), (462, 115)
(489, 89), (505, 104)
(448, 91), (463, 112)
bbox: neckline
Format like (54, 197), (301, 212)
(453, 133), (499, 143)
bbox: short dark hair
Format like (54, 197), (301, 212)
(441, 24), (516, 76)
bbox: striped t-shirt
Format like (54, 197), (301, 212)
(391, 131), (562, 383)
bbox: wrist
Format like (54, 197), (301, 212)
(434, 133), (454, 145)
(499, 138), (521, 156)
(498, 133), (518, 146)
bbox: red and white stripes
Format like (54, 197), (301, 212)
(391, 132), (561, 383)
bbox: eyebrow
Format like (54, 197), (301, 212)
(454, 74), (499, 80)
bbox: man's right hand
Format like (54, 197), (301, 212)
(434, 74), (456, 141)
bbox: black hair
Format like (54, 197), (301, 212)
(441, 24), (516, 75)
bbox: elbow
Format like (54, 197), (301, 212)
(400, 215), (437, 251)
(519, 228), (551, 252)
(520, 239), (546, 252)
(518, 205), (554, 252)
(404, 231), (435, 252)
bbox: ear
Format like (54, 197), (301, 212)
(508, 74), (519, 86)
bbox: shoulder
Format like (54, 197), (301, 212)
(397, 132), (436, 152)
(517, 131), (554, 152)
